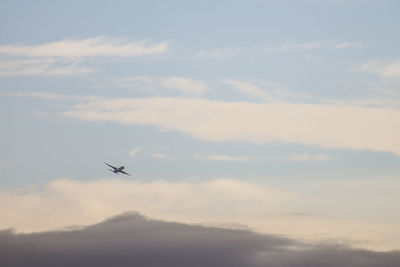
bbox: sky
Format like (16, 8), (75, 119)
(1, 0), (400, 263)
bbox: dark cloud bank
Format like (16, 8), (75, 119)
(1, 212), (399, 267)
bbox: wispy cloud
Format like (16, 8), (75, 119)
(220, 79), (273, 101)
(288, 153), (335, 162)
(152, 153), (183, 160)
(194, 47), (242, 59)
(0, 58), (92, 76)
(152, 152), (249, 161)
(264, 41), (362, 53)
(114, 76), (155, 92)
(360, 60), (400, 79)
(183, 41), (361, 62)
(7, 91), (100, 101)
(161, 77), (210, 96)
(129, 147), (143, 157)
(0, 36), (169, 58)
(0, 36), (169, 76)
(221, 79), (312, 102)
(264, 41), (321, 52)
(114, 76), (210, 96)
(334, 42), (363, 50)
(194, 153), (250, 162)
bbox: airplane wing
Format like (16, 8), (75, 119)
(121, 170), (132, 176)
(104, 162), (116, 170)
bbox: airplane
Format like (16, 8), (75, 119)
(104, 162), (132, 176)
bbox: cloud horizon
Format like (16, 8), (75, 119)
(1, 177), (400, 251)
(1, 211), (399, 267)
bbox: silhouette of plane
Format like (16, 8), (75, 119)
(104, 162), (132, 176)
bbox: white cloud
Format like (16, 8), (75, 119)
(61, 97), (400, 156)
(129, 147), (143, 157)
(161, 77), (209, 96)
(360, 60), (400, 79)
(0, 36), (169, 58)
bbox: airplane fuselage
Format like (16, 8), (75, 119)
(115, 166), (125, 173)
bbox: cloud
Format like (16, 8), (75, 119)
(114, 76), (155, 92)
(288, 153), (335, 162)
(0, 178), (294, 233)
(221, 79), (273, 101)
(114, 76), (210, 96)
(360, 60), (400, 79)
(0, 37), (168, 76)
(334, 42), (363, 50)
(161, 77), (210, 96)
(264, 41), (321, 52)
(221, 79), (313, 102)
(0, 58), (92, 76)
(195, 153), (250, 162)
(152, 153), (183, 160)
(194, 47), (242, 59)
(6, 91), (100, 101)
(129, 147), (142, 157)
(0, 212), (399, 267)
(0, 36), (169, 58)
(263, 41), (362, 53)
(1, 178), (400, 250)
(152, 152), (249, 161)
(61, 97), (400, 156)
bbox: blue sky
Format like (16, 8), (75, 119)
(1, 0), (400, 251)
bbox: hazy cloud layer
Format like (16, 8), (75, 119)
(0, 178), (294, 233)
(62, 97), (400, 155)
(1, 178), (400, 251)
(1, 212), (399, 267)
